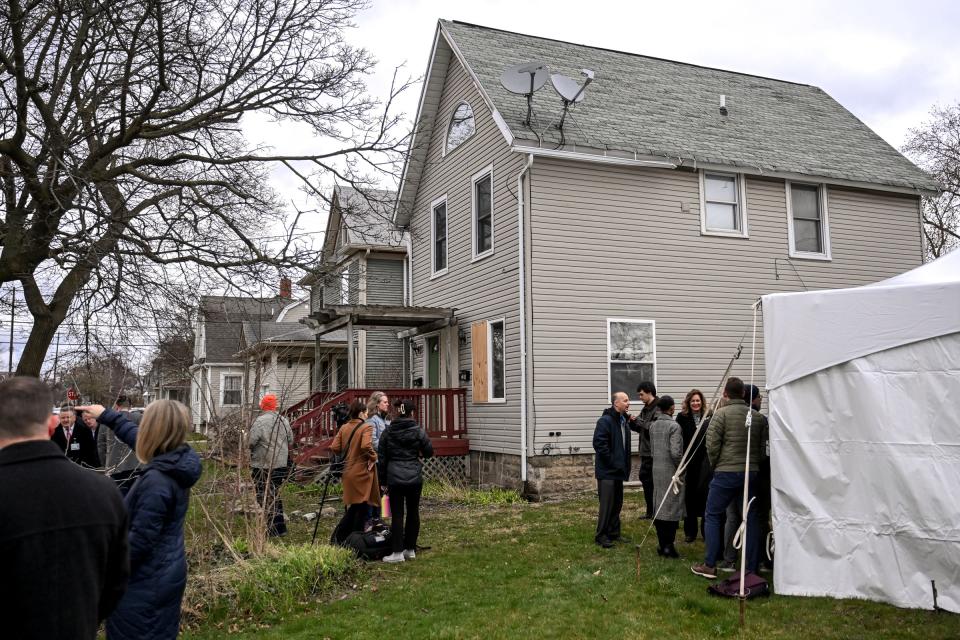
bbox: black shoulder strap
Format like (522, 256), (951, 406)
(341, 422), (360, 461)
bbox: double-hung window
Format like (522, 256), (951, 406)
(607, 319), (656, 400)
(221, 374), (242, 406)
(471, 319), (505, 402)
(431, 196), (447, 276)
(787, 182), (831, 259)
(701, 171), (747, 236)
(472, 166), (494, 259)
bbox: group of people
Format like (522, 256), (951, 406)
(0, 376), (201, 640)
(330, 392), (434, 563)
(593, 377), (770, 578)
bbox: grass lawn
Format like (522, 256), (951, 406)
(181, 472), (960, 640)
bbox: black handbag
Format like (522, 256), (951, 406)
(328, 422), (361, 479)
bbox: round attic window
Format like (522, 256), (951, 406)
(445, 102), (475, 154)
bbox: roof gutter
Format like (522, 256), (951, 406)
(511, 145), (677, 169)
(517, 153), (534, 484)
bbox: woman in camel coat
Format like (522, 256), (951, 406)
(329, 399), (380, 543)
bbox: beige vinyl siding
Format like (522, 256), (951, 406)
(364, 257), (405, 387)
(528, 159), (922, 452)
(409, 56), (525, 454)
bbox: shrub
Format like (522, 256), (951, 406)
(231, 544), (357, 618)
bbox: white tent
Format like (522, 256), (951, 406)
(761, 249), (960, 612)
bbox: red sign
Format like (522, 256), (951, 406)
(66, 387), (79, 401)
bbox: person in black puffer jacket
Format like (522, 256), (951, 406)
(377, 399), (433, 563)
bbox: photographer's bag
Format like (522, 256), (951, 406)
(343, 530), (392, 561)
(707, 572), (770, 599)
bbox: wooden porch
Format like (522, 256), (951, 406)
(286, 387), (468, 464)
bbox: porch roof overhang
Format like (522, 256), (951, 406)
(303, 304), (456, 337)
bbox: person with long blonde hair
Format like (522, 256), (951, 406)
(79, 400), (202, 640)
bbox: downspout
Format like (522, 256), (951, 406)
(517, 153), (534, 484)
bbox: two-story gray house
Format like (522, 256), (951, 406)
(394, 20), (937, 496)
(301, 186), (412, 389)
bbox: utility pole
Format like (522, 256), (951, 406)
(53, 334), (61, 380)
(8, 287), (14, 374)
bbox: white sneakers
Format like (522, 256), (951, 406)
(383, 549), (417, 563)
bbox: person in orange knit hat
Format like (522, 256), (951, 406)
(249, 393), (293, 536)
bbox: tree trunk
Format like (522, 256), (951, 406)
(16, 315), (62, 376)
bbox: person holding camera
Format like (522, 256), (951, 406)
(330, 399), (380, 544)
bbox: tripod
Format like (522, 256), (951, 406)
(311, 468), (339, 545)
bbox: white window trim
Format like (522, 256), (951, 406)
(471, 164), (495, 261)
(430, 194), (448, 279)
(785, 181), (832, 261)
(699, 170), (749, 238)
(220, 372), (243, 407)
(606, 318), (657, 401)
(443, 101), (476, 159)
(486, 318), (506, 403)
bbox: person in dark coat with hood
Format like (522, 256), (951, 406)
(1, 377), (129, 640)
(593, 391), (637, 548)
(377, 399), (433, 563)
(79, 400), (202, 640)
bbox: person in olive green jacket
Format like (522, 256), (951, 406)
(691, 377), (768, 579)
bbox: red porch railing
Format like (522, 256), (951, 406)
(286, 388), (468, 464)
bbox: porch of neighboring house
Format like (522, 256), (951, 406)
(291, 303), (467, 466)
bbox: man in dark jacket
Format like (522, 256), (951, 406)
(52, 404), (101, 468)
(0, 377), (129, 640)
(634, 381), (660, 519)
(593, 391), (634, 548)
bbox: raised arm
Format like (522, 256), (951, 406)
(79, 406), (139, 451)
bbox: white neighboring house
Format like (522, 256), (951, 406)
(190, 286), (296, 431)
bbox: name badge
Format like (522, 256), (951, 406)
(70, 442), (80, 451)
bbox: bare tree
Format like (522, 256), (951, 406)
(903, 104), (960, 259)
(0, 0), (410, 374)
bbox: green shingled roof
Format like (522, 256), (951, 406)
(441, 20), (936, 192)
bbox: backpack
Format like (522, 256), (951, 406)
(343, 530), (393, 561)
(707, 572), (771, 599)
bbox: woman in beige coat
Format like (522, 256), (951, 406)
(329, 399), (380, 543)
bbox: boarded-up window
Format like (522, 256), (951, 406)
(608, 320), (656, 400)
(471, 321), (488, 402)
(472, 319), (505, 403)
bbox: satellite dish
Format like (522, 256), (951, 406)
(500, 62), (548, 127)
(499, 62), (548, 95)
(551, 69), (595, 133)
(550, 69), (594, 103)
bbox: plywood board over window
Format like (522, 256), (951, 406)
(471, 321), (488, 402)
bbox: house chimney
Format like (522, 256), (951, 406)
(279, 276), (292, 299)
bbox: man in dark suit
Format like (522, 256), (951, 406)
(52, 404), (101, 468)
(0, 376), (129, 639)
(593, 391), (634, 548)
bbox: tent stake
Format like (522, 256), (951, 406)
(635, 544), (641, 580)
(739, 596), (746, 628)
